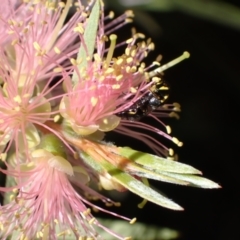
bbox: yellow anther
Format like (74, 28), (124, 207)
(138, 67), (144, 74)
(125, 47), (131, 56)
(173, 102), (181, 111)
(126, 57), (133, 64)
(172, 137), (180, 145)
(36, 231), (43, 238)
(125, 10), (134, 17)
(126, 18), (133, 23)
(152, 77), (160, 82)
(33, 41), (41, 51)
(130, 66), (137, 73)
(130, 87), (137, 93)
(23, 28), (28, 34)
(11, 39), (18, 45)
(59, 2), (66, 8)
(13, 95), (21, 104)
(153, 61), (160, 66)
(53, 67), (63, 73)
(124, 237), (132, 240)
(54, 47), (61, 54)
(140, 62), (146, 68)
(91, 97), (98, 106)
(112, 84), (120, 89)
(148, 42), (155, 50)
(108, 11), (114, 19)
(70, 58), (77, 65)
(126, 38), (133, 44)
(169, 148), (174, 156)
(83, 208), (91, 216)
(7, 30), (15, 34)
(114, 202), (121, 207)
(156, 54), (163, 62)
(105, 68), (114, 74)
(131, 49), (136, 57)
(41, 20), (47, 25)
(79, 237), (87, 240)
(105, 202), (113, 207)
(88, 218), (96, 224)
(93, 53), (101, 62)
(54, 115), (61, 123)
(116, 74), (123, 81)
(166, 125), (171, 134)
(74, 23), (84, 34)
(130, 218), (137, 224)
(126, 66), (131, 73)
(178, 141), (183, 147)
(116, 58), (123, 65)
(14, 106), (20, 111)
(9, 194), (15, 201)
(0, 153), (7, 161)
(137, 33), (145, 39)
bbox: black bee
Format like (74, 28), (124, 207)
(117, 79), (170, 121)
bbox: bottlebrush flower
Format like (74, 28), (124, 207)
(0, 0), (92, 160)
(59, 2), (186, 158)
(0, 135), (134, 240)
(1, 0), (91, 82)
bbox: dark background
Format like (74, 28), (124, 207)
(104, 1), (240, 240)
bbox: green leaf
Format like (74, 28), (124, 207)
(80, 152), (183, 210)
(112, 170), (183, 210)
(158, 172), (220, 189)
(100, 160), (184, 211)
(119, 147), (202, 174)
(72, 0), (100, 84)
(132, 168), (189, 186)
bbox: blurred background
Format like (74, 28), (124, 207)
(100, 0), (240, 239)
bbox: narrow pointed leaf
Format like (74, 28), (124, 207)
(112, 170), (183, 210)
(79, 0), (100, 63)
(72, 0), (100, 83)
(119, 147), (202, 174)
(129, 162), (189, 185)
(81, 152), (183, 210)
(133, 169), (189, 186)
(100, 160), (183, 210)
(158, 172), (221, 189)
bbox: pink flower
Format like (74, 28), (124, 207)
(0, 147), (133, 240)
(59, 4), (186, 159)
(1, 0), (88, 81)
(0, 0), (91, 160)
